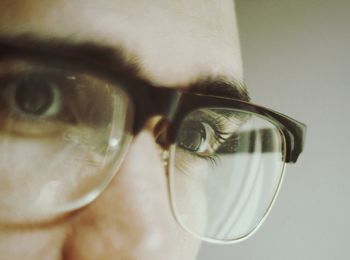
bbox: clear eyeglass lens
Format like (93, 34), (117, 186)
(0, 59), (133, 222)
(169, 108), (286, 242)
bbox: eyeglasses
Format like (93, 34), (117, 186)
(0, 45), (306, 244)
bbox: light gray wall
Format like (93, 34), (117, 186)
(198, 0), (350, 259)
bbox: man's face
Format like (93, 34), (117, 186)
(0, 0), (244, 259)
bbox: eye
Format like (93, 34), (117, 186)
(178, 120), (205, 152)
(0, 68), (118, 138)
(0, 73), (75, 137)
(6, 75), (61, 118)
(177, 120), (217, 156)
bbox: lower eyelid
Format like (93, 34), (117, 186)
(0, 117), (69, 138)
(174, 148), (209, 174)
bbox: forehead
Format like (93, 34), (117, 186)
(0, 0), (242, 87)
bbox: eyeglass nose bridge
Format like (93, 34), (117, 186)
(131, 86), (184, 142)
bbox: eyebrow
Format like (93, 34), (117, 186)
(0, 35), (250, 102)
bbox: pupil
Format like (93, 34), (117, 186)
(15, 78), (54, 116)
(178, 121), (205, 152)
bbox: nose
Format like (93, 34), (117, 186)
(61, 128), (199, 260)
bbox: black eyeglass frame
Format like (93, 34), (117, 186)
(0, 41), (307, 163)
(131, 87), (306, 163)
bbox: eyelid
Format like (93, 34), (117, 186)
(0, 59), (51, 74)
(195, 110), (242, 136)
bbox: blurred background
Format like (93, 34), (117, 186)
(199, 0), (350, 259)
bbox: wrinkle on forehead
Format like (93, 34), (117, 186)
(0, 0), (243, 87)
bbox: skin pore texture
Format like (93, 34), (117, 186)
(0, 0), (245, 259)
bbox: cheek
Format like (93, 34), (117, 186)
(0, 226), (67, 260)
(0, 134), (108, 223)
(0, 84), (130, 220)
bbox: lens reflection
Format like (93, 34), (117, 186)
(170, 108), (286, 242)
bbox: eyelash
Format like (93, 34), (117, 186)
(198, 152), (221, 166)
(206, 116), (232, 141)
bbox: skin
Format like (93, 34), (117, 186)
(0, 0), (244, 259)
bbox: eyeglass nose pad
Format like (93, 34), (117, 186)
(153, 117), (172, 169)
(153, 117), (171, 149)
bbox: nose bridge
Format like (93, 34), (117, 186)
(152, 89), (183, 120)
(62, 130), (178, 259)
(133, 86), (183, 135)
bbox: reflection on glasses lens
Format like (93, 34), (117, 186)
(169, 108), (286, 242)
(0, 59), (133, 222)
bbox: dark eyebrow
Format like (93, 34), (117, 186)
(0, 35), (250, 102)
(0, 35), (141, 79)
(185, 77), (250, 102)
